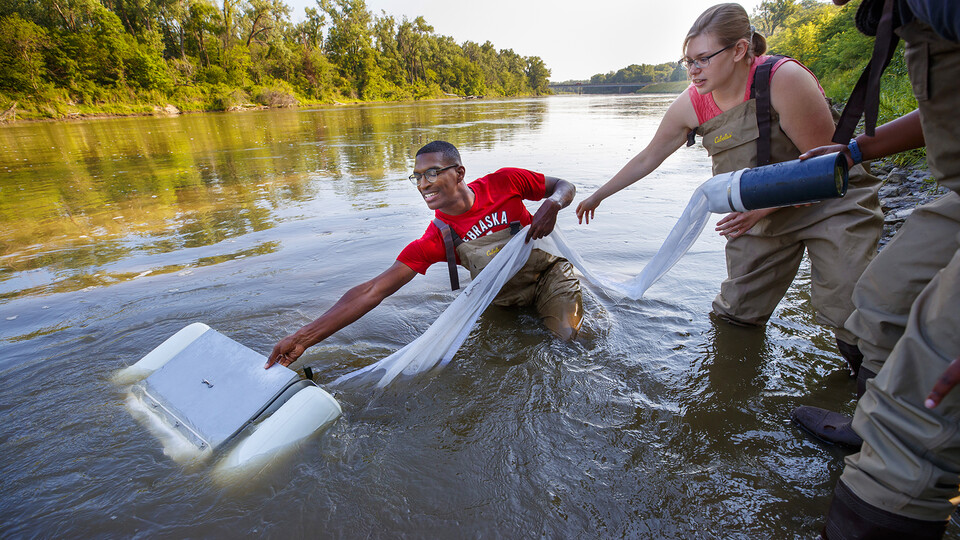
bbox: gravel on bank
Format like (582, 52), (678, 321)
(871, 159), (950, 250)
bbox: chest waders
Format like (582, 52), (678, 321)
(687, 56), (882, 352)
(432, 218), (583, 340)
(812, 4), (960, 535)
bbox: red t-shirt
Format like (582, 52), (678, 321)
(687, 55), (825, 124)
(397, 167), (546, 274)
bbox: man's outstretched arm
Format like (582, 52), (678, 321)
(800, 109), (925, 166)
(527, 176), (576, 242)
(266, 261), (418, 368)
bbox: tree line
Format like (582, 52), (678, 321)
(563, 62), (686, 94)
(0, 0), (918, 129)
(0, 0), (552, 119)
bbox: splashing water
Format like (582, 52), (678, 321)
(332, 185), (717, 389)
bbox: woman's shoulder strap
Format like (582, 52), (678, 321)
(750, 55), (787, 166)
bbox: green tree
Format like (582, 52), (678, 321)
(182, 0), (220, 67)
(127, 29), (173, 91)
(371, 13), (404, 87)
(753, 0), (797, 37)
(525, 55), (550, 94)
(321, 0), (383, 98)
(293, 6), (324, 50)
(396, 15), (431, 85)
(0, 13), (49, 93)
(242, 0), (287, 47)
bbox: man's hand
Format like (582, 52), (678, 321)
(800, 143), (854, 167)
(715, 208), (776, 238)
(265, 333), (306, 369)
(925, 356), (960, 409)
(527, 198), (561, 242)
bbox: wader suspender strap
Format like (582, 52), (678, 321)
(750, 55), (781, 167)
(433, 218), (462, 291)
(684, 55), (783, 154)
(431, 219), (524, 291)
(832, 0), (900, 143)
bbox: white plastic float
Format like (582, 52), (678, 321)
(115, 323), (341, 475)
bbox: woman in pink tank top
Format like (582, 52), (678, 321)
(576, 4), (836, 234)
(576, 3), (883, 390)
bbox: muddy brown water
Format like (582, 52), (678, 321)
(3, 96), (945, 538)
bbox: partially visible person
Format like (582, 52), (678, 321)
(926, 354), (960, 409)
(790, 109), (930, 448)
(576, 3), (882, 375)
(266, 140), (583, 370)
(788, 0), (960, 537)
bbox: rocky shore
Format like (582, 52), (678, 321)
(872, 159), (949, 250)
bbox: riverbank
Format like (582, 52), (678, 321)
(0, 93), (476, 125)
(635, 81), (690, 93)
(873, 159), (948, 249)
(0, 87), (688, 125)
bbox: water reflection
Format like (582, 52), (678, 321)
(0, 99), (549, 301)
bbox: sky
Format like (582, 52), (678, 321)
(283, 0), (765, 82)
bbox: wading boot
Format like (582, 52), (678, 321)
(837, 339), (863, 377)
(821, 480), (947, 539)
(791, 368), (877, 449)
(791, 406), (863, 449)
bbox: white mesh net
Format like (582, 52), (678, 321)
(331, 183), (716, 389)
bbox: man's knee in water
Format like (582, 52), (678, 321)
(542, 296), (583, 341)
(536, 260), (583, 341)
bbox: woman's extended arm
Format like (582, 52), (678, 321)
(576, 93), (698, 224)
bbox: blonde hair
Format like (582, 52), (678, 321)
(683, 3), (766, 59)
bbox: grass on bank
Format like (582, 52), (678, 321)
(636, 81), (690, 93)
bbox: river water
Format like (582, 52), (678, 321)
(0, 96), (935, 538)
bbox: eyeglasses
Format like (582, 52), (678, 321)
(679, 43), (735, 71)
(408, 164), (458, 185)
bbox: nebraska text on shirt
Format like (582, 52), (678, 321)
(463, 211), (510, 241)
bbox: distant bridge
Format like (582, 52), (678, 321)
(548, 82), (652, 94)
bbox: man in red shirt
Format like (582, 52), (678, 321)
(266, 140), (582, 369)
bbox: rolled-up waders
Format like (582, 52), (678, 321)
(704, 152), (849, 213)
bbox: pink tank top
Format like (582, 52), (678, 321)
(687, 55), (825, 125)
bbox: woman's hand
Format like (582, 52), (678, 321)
(715, 208), (777, 238)
(576, 194), (602, 224)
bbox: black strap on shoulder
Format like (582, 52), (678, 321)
(749, 55), (784, 167)
(686, 127), (699, 147)
(832, 0), (901, 143)
(432, 218), (462, 291)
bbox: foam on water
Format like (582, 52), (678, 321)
(124, 392), (211, 464)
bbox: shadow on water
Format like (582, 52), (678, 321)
(685, 314), (773, 443)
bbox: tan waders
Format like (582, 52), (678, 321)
(846, 193), (960, 375)
(691, 57), (883, 347)
(435, 220), (582, 341)
(823, 19), (960, 532)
